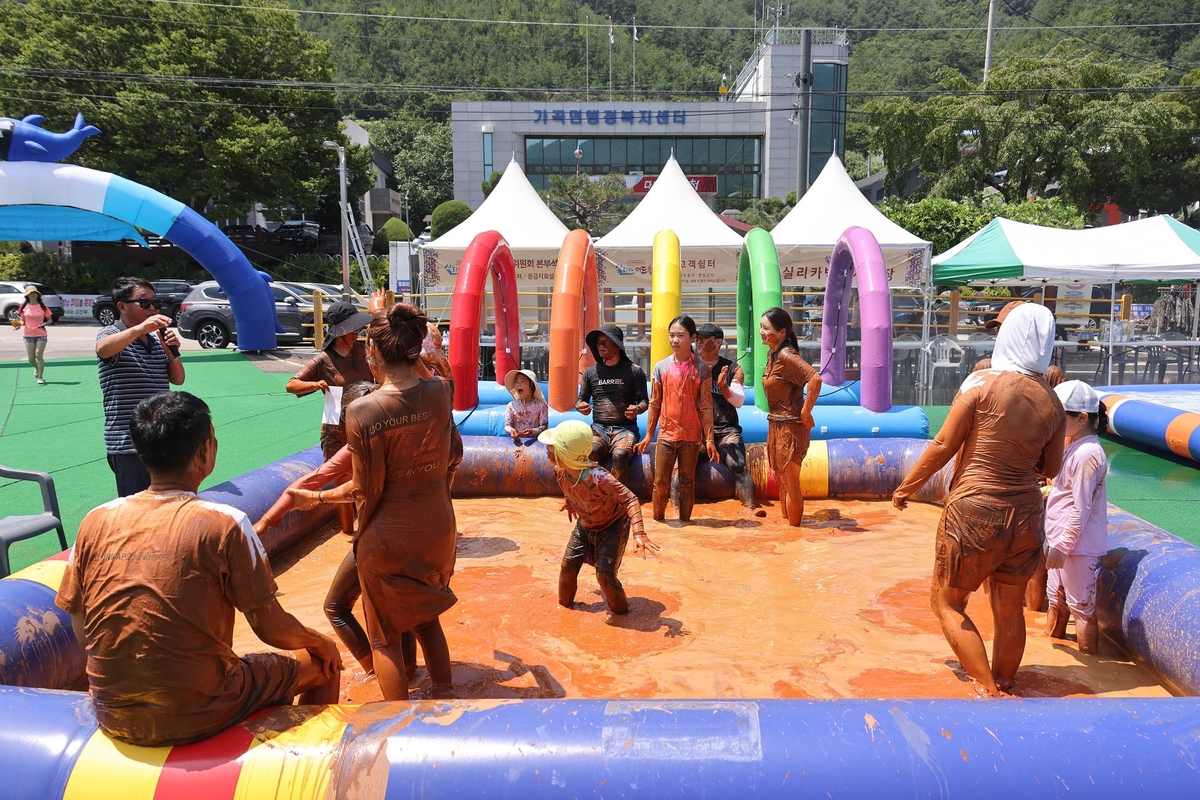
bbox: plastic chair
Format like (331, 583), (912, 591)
(0, 466), (68, 578)
(1093, 344), (1134, 385)
(925, 335), (965, 401)
(892, 334), (920, 404)
(1142, 332), (1191, 384)
(964, 332), (992, 371)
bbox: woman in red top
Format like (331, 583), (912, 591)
(636, 315), (718, 522)
(13, 285), (52, 385)
(759, 307), (822, 527)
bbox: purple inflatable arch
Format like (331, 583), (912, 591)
(820, 227), (893, 412)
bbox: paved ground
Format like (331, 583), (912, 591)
(1, 318), (311, 373)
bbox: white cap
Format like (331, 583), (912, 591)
(1055, 380), (1099, 413)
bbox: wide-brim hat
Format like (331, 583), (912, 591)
(984, 300), (1026, 331)
(504, 369), (545, 404)
(585, 324), (628, 363)
(323, 301), (372, 349)
(22, 285), (40, 298)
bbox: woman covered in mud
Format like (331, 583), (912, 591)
(892, 303), (1065, 698)
(759, 307), (822, 527)
(342, 302), (463, 700)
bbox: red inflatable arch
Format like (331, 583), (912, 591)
(448, 230), (523, 410)
(547, 229), (600, 411)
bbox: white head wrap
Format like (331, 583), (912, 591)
(991, 303), (1055, 376)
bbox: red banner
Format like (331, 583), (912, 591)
(630, 175), (717, 194)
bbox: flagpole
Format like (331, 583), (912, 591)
(632, 17), (637, 101)
(608, 19), (613, 102)
(585, 18), (590, 100)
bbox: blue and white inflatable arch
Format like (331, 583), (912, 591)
(0, 161), (278, 350)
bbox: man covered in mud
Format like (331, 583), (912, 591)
(56, 392), (342, 746)
(576, 324), (649, 484)
(892, 304), (1066, 697)
(691, 323), (761, 515)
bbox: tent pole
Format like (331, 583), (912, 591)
(1108, 280), (1116, 386)
(920, 246), (932, 405)
(1192, 282), (1199, 341)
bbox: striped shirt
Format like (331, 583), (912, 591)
(97, 322), (170, 454)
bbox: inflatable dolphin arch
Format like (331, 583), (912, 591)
(0, 113), (279, 351)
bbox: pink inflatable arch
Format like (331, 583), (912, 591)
(819, 227), (893, 412)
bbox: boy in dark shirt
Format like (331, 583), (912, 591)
(693, 323), (760, 514)
(575, 324), (649, 484)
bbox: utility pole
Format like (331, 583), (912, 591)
(796, 28), (812, 199)
(322, 140), (350, 300)
(983, 0), (997, 82)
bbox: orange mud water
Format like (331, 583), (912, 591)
(232, 497), (1171, 703)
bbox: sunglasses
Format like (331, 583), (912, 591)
(124, 298), (163, 309)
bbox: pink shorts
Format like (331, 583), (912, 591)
(1047, 554), (1101, 617)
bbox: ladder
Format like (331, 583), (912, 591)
(341, 201), (373, 291)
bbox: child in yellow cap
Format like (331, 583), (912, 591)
(539, 420), (658, 615)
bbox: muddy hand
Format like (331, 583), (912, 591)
(575, 400), (592, 416)
(717, 365), (729, 391)
(633, 533), (659, 558)
(892, 491), (909, 511)
(288, 488), (322, 511)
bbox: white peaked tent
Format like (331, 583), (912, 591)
(421, 157), (570, 289)
(771, 155), (931, 289)
(595, 155), (745, 287)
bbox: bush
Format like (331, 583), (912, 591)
(430, 200), (472, 239)
(372, 218), (412, 255)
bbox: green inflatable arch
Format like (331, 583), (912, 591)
(736, 228), (783, 412)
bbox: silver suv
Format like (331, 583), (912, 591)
(176, 281), (316, 349)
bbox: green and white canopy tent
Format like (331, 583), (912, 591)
(933, 215), (1200, 286)
(933, 215), (1200, 383)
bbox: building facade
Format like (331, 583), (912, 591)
(452, 28), (847, 211)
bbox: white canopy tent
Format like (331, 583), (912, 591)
(421, 157), (569, 290)
(595, 155), (745, 287)
(771, 155), (932, 290)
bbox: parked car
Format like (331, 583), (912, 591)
(220, 224), (272, 245)
(176, 280), (314, 349)
(272, 220), (322, 246)
(92, 279), (198, 327)
(0, 281), (64, 323)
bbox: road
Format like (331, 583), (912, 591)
(0, 318), (311, 373)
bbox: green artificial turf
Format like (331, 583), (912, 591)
(922, 405), (1200, 546)
(0, 351), (322, 572)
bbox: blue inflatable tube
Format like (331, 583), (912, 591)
(4, 687), (1200, 799)
(1095, 386), (1200, 464)
(455, 404), (929, 442)
(471, 379), (863, 408)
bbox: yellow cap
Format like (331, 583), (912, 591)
(538, 420), (596, 471)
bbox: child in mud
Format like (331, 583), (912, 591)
(576, 324), (649, 484)
(539, 420), (659, 615)
(1043, 380), (1109, 655)
(636, 315), (718, 523)
(503, 369), (549, 441)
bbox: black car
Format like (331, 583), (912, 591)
(92, 280), (198, 326)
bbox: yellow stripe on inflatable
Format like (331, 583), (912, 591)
(5, 559), (67, 591)
(801, 440), (829, 499)
(233, 706), (352, 800)
(62, 730), (171, 800)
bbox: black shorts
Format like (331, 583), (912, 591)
(591, 423), (638, 453)
(562, 515), (630, 577)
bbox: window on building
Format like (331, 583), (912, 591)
(483, 132), (493, 181)
(523, 135), (763, 204)
(808, 62), (847, 186)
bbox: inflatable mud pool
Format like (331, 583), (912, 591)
(2, 437), (1200, 798)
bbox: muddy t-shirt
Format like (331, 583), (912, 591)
(579, 359), (648, 431)
(652, 355), (713, 444)
(55, 491), (278, 743)
(293, 342), (373, 391)
(762, 346), (817, 422)
(556, 466), (645, 537)
(709, 355), (742, 433)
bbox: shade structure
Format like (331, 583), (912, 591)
(933, 216), (1200, 285)
(770, 155), (931, 289)
(594, 155), (744, 287)
(421, 158), (570, 289)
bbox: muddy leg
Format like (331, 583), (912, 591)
(1025, 550), (1048, 612)
(324, 550), (373, 674)
(780, 462), (804, 527)
(1075, 614), (1099, 655)
(1045, 583), (1069, 639)
(401, 631), (417, 680)
(596, 570), (629, 615)
(373, 645), (410, 701)
(558, 557), (584, 608)
(676, 442), (701, 522)
(413, 617), (453, 697)
(989, 580), (1028, 692)
(931, 582), (1002, 697)
(652, 441), (677, 521)
(610, 448), (633, 486)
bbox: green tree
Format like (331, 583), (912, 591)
(372, 217), (412, 254)
(0, 0), (371, 218)
(878, 195), (1086, 255)
(360, 114), (453, 229)
(542, 174), (633, 236)
(482, 170), (504, 198)
(430, 200), (472, 238)
(866, 53), (1200, 216)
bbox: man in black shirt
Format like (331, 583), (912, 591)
(576, 325), (649, 484)
(693, 323), (760, 514)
